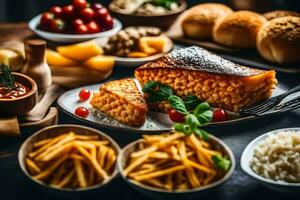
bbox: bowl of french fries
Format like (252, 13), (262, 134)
(18, 124), (120, 194)
(117, 131), (235, 199)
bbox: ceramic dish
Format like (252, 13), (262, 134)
(109, 0), (187, 30)
(0, 72), (38, 115)
(57, 81), (286, 133)
(117, 135), (235, 199)
(28, 14), (122, 43)
(18, 124), (121, 195)
(241, 128), (300, 194)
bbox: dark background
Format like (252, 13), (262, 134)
(1, 0), (300, 22)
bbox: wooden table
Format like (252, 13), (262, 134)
(1, 23), (300, 200)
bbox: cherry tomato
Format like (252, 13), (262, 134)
(50, 6), (62, 18)
(73, 0), (87, 10)
(168, 109), (185, 123)
(79, 88), (91, 101)
(102, 15), (114, 29)
(62, 5), (74, 19)
(72, 18), (84, 29)
(75, 107), (89, 118)
(91, 3), (103, 11)
(50, 19), (65, 33)
(212, 108), (228, 122)
(75, 24), (89, 34)
(80, 7), (95, 22)
(94, 7), (108, 23)
(86, 21), (101, 33)
(40, 12), (54, 30)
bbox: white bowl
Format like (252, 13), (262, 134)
(241, 127), (300, 195)
(28, 14), (122, 43)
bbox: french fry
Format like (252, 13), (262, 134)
(33, 138), (53, 148)
(74, 145), (108, 180)
(142, 178), (165, 189)
(88, 167), (95, 186)
(74, 158), (87, 188)
(57, 169), (76, 188)
(36, 142), (73, 162)
(34, 133), (75, 160)
(26, 158), (41, 175)
(104, 148), (116, 172)
(51, 162), (67, 185)
(74, 135), (99, 141)
(29, 134), (68, 158)
(34, 154), (68, 180)
(134, 165), (185, 181)
(124, 155), (149, 176)
(98, 145), (108, 167)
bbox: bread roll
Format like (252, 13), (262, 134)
(213, 11), (267, 48)
(181, 3), (233, 39)
(257, 16), (300, 64)
(263, 10), (300, 21)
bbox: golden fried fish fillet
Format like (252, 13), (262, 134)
(135, 46), (277, 112)
(90, 78), (148, 126)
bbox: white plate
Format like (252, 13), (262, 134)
(57, 81), (286, 133)
(241, 128), (300, 194)
(28, 14), (122, 43)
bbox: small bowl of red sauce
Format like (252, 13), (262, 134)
(0, 72), (38, 115)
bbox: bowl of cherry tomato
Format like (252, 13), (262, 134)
(28, 0), (122, 43)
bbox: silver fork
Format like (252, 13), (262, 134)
(239, 84), (300, 116)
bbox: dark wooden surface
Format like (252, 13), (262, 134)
(0, 24), (300, 200)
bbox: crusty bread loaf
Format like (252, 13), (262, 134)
(263, 10), (300, 21)
(257, 16), (300, 64)
(213, 11), (267, 48)
(181, 3), (233, 39)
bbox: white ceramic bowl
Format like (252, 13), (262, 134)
(241, 127), (300, 195)
(28, 14), (122, 43)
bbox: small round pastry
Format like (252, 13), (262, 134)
(263, 10), (300, 21)
(257, 16), (300, 64)
(181, 3), (233, 39)
(213, 11), (267, 48)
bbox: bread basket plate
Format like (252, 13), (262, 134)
(57, 81), (286, 133)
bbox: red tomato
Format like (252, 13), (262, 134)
(80, 8), (95, 22)
(102, 15), (114, 29)
(50, 6), (62, 18)
(50, 18), (65, 33)
(212, 108), (228, 122)
(168, 109), (185, 123)
(62, 5), (74, 19)
(40, 12), (54, 30)
(72, 18), (84, 29)
(73, 0), (87, 10)
(75, 24), (89, 34)
(79, 88), (91, 101)
(94, 7), (108, 23)
(75, 107), (89, 118)
(91, 3), (103, 11)
(86, 21), (101, 33)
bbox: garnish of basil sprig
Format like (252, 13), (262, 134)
(142, 81), (213, 140)
(0, 64), (16, 89)
(142, 81), (231, 171)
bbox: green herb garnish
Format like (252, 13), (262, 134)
(212, 155), (231, 171)
(142, 81), (212, 140)
(0, 64), (15, 89)
(152, 0), (179, 10)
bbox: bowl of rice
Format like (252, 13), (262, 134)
(241, 128), (300, 194)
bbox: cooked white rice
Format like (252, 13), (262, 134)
(250, 131), (300, 183)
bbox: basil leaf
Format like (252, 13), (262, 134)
(197, 110), (213, 125)
(194, 129), (210, 140)
(157, 83), (173, 97)
(142, 81), (157, 93)
(173, 123), (190, 134)
(183, 95), (201, 110)
(193, 102), (211, 115)
(185, 114), (200, 128)
(212, 155), (231, 171)
(168, 95), (188, 114)
(147, 91), (169, 103)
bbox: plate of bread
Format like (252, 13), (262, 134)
(167, 3), (300, 73)
(57, 46), (287, 133)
